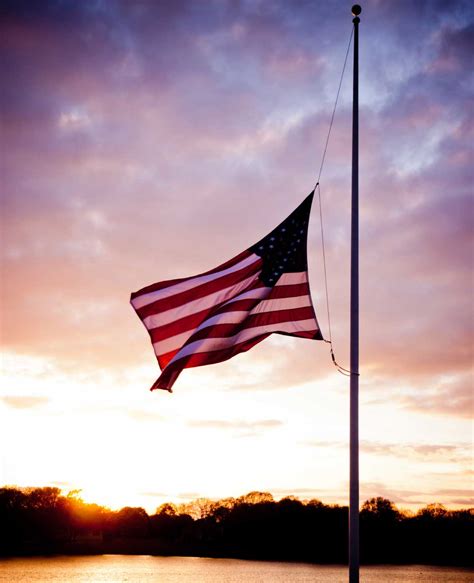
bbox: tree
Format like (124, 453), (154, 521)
(238, 491), (274, 505)
(114, 507), (149, 538)
(361, 497), (401, 520)
(360, 498), (402, 563)
(417, 503), (448, 519)
(156, 502), (177, 516)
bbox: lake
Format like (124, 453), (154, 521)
(0, 556), (473, 582)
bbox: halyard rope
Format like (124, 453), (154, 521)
(313, 27), (359, 377)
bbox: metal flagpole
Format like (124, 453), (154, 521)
(349, 5), (361, 583)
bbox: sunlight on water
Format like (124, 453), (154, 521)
(0, 556), (473, 583)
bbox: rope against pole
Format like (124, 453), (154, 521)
(311, 25), (355, 376)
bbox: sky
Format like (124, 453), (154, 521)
(1, 0), (473, 514)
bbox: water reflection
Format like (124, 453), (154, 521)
(0, 556), (473, 583)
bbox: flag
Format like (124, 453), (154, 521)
(130, 192), (323, 392)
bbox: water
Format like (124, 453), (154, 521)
(0, 556), (472, 583)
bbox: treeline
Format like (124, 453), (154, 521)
(0, 487), (472, 565)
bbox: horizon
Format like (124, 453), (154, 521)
(1, 0), (473, 517)
(2, 483), (472, 517)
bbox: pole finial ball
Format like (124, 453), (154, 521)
(352, 5), (362, 16)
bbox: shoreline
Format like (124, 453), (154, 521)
(1, 547), (473, 569)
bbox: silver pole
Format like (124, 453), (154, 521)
(349, 5), (361, 583)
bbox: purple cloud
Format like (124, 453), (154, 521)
(1, 0), (472, 408)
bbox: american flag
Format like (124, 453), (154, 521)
(131, 192), (323, 392)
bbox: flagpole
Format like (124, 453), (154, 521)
(349, 5), (361, 583)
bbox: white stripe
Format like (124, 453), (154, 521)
(143, 273), (260, 329)
(132, 254), (260, 309)
(276, 272), (308, 285)
(166, 318), (318, 365)
(251, 295), (311, 314)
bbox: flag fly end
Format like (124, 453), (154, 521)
(150, 382), (173, 393)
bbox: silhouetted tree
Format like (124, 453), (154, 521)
(150, 504), (193, 546)
(114, 507), (149, 538)
(0, 486), (472, 565)
(360, 497), (402, 563)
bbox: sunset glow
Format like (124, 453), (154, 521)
(1, 0), (472, 515)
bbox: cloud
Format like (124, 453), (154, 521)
(192, 419), (279, 427)
(359, 482), (430, 506)
(398, 374), (473, 419)
(432, 488), (473, 498)
(304, 439), (472, 463)
(139, 491), (169, 498)
(1, 396), (49, 409)
(50, 480), (73, 488)
(176, 492), (202, 500)
(215, 337), (332, 392)
(126, 409), (164, 422)
(187, 418), (283, 438)
(430, 22), (474, 73)
(361, 441), (472, 463)
(449, 498), (474, 506)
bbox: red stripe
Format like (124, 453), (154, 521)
(131, 250), (252, 300)
(158, 351), (177, 370)
(267, 282), (311, 299)
(135, 257), (262, 319)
